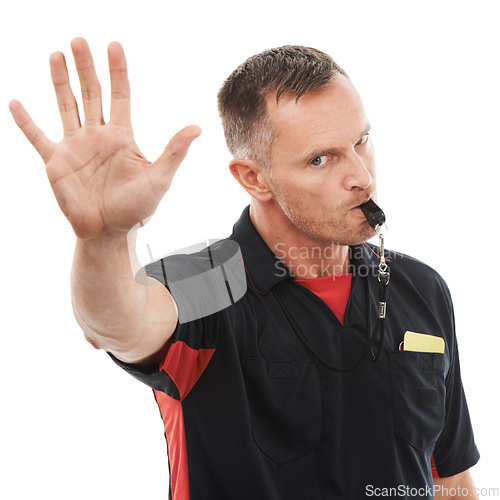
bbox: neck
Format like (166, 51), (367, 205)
(249, 202), (350, 280)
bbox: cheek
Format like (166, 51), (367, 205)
(285, 179), (333, 205)
(309, 176), (344, 205)
(273, 174), (314, 198)
(272, 168), (345, 209)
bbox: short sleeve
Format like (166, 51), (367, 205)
(108, 311), (221, 400)
(432, 286), (480, 477)
(108, 242), (246, 400)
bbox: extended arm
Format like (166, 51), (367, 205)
(10, 38), (200, 363)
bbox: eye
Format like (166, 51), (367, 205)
(310, 155), (329, 167)
(356, 133), (370, 146)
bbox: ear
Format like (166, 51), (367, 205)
(229, 158), (274, 202)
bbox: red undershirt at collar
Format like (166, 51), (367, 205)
(296, 273), (353, 325)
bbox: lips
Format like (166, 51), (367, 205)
(351, 196), (372, 211)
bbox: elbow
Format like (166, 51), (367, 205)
(71, 301), (102, 350)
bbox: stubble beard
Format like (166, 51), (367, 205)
(277, 195), (376, 247)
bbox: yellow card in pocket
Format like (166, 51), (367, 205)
(403, 331), (445, 353)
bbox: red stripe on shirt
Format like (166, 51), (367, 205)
(160, 341), (215, 400)
(154, 390), (190, 500)
(431, 454), (440, 479)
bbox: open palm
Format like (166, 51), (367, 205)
(10, 38), (201, 240)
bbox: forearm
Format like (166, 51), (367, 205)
(434, 469), (478, 499)
(70, 229), (175, 360)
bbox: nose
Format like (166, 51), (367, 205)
(342, 152), (373, 191)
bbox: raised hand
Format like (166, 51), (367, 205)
(9, 38), (201, 240)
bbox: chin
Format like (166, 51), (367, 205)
(311, 221), (377, 247)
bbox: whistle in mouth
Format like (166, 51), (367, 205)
(360, 199), (386, 228)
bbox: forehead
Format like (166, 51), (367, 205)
(266, 76), (368, 158)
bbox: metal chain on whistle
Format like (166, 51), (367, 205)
(366, 222), (390, 363)
(376, 223), (390, 320)
(359, 198), (391, 363)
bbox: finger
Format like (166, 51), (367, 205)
(70, 37), (103, 125)
(9, 100), (55, 163)
(49, 51), (81, 135)
(108, 41), (131, 127)
(151, 125), (202, 187)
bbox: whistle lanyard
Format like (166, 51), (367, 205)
(271, 227), (390, 373)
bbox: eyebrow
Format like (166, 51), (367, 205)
(300, 123), (372, 163)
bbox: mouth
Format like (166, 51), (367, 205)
(350, 196), (373, 212)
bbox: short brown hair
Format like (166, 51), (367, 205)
(217, 45), (348, 168)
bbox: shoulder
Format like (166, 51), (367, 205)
(142, 237), (248, 324)
(369, 243), (448, 285)
(364, 243), (453, 310)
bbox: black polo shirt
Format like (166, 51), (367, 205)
(110, 206), (479, 500)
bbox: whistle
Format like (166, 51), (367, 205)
(360, 199), (386, 228)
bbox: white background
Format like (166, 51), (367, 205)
(1, 0), (499, 498)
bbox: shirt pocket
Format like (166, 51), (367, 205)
(243, 358), (322, 464)
(389, 351), (446, 451)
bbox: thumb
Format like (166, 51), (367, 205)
(151, 125), (202, 188)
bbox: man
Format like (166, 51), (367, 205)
(10, 38), (479, 499)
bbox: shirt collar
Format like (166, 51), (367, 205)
(231, 206), (292, 294)
(230, 205), (377, 295)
